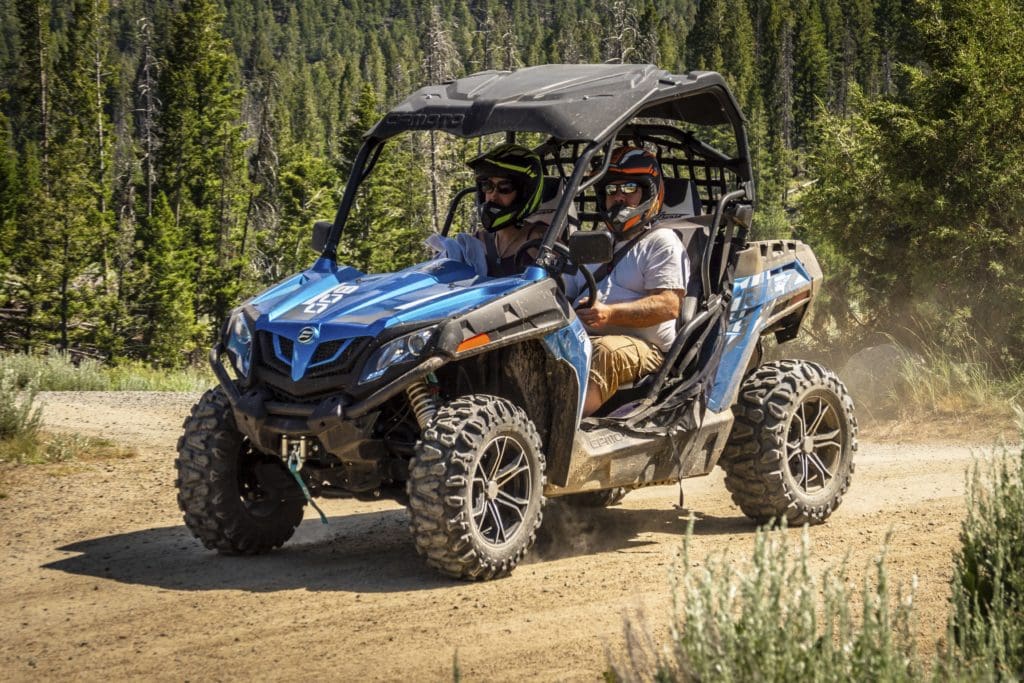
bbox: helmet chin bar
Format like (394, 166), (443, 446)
(480, 200), (523, 232)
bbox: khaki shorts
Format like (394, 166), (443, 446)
(587, 335), (665, 404)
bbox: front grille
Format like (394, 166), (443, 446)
(277, 336), (294, 363)
(306, 337), (370, 378)
(257, 332), (289, 375)
(310, 339), (344, 365)
(254, 331), (372, 391)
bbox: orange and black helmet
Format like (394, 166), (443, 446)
(596, 146), (664, 236)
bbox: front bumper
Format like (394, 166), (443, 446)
(208, 343), (442, 458)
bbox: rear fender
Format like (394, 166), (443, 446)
(708, 240), (821, 411)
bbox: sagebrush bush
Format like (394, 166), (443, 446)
(940, 415), (1024, 679)
(607, 522), (918, 682)
(0, 369), (42, 441)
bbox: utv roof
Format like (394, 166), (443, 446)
(369, 64), (746, 143)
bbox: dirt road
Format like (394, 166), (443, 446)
(0, 391), (997, 681)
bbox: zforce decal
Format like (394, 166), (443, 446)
(301, 284), (358, 315)
(383, 113), (465, 130)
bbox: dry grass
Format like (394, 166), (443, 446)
(0, 351), (212, 392)
(0, 430), (137, 465)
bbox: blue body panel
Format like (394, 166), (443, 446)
(707, 258), (813, 412)
(245, 258), (538, 381)
(542, 317), (592, 428)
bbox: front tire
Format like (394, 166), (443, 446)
(407, 395), (546, 580)
(175, 387), (306, 554)
(720, 360), (857, 525)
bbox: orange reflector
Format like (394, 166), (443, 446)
(456, 333), (491, 353)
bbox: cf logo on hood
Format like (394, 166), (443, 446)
(297, 327), (318, 344)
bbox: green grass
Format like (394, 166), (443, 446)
(1, 368), (42, 441)
(0, 351), (212, 392)
(607, 523), (918, 682)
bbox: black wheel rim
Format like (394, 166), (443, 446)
(470, 434), (533, 547)
(786, 393), (843, 494)
(237, 446), (287, 518)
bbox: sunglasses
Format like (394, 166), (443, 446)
(603, 182), (640, 196)
(478, 179), (517, 195)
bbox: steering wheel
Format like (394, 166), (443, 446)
(514, 239), (598, 309)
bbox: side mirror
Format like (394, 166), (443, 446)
(311, 220), (333, 253)
(569, 230), (614, 265)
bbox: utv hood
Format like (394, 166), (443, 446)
(247, 258), (537, 339)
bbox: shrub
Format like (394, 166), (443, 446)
(940, 414), (1024, 679)
(607, 522), (918, 682)
(0, 369), (42, 441)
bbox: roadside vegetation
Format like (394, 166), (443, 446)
(889, 332), (1024, 423)
(608, 524), (918, 681)
(607, 426), (1024, 681)
(0, 352), (211, 392)
(940, 417), (1024, 679)
(0, 369), (137, 467)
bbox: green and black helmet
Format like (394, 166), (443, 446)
(467, 143), (545, 232)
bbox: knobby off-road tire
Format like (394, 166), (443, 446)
(175, 387), (305, 554)
(720, 359), (857, 525)
(407, 394), (546, 580)
(562, 487), (628, 508)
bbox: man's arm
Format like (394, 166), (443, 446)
(576, 288), (684, 331)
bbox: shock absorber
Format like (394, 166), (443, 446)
(406, 376), (438, 429)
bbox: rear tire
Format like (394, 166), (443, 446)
(720, 360), (856, 525)
(175, 387), (305, 554)
(407, 394), (546, 580)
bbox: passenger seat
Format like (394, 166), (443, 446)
(659, 177), (708, 327)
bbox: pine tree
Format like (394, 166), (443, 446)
(156, 0), (248, 342)
(139, 193), (199, 365)
(12, 0), (50, 171)
(791, 0), (829, 148)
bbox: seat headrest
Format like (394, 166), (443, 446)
(661, 177), (702, 219)
(526, 177), (578, 232)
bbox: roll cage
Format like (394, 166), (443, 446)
(322, 64), (753, 265)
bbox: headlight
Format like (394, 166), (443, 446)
(360, 327), (436, 384)
(225, 311), (253, 378)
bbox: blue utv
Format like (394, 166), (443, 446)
(175, 64), (857, 580)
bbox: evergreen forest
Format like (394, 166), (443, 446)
(0, 0), (1021, 371)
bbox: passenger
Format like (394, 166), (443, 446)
(467, 144), (547, 277)
(576, 146), (687, 417)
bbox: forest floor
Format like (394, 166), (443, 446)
(0, 391), (1015, 681)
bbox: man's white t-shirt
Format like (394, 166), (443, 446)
(573, 227), (688, 352)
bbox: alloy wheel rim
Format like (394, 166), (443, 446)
(785, 394), (843, 494)
(470, 434), (533, 547)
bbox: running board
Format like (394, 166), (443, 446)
(544, 408), (734, 497)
